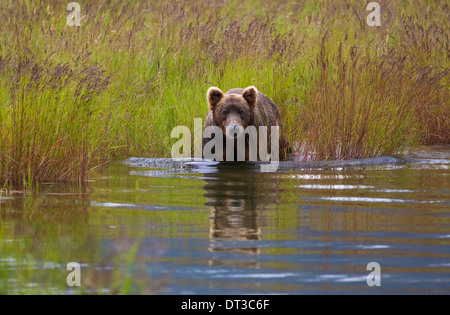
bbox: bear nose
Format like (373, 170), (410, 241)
(226, 125), (243, 139)
(231, 125), (240, 138)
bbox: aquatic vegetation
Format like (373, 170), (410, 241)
(0, 0), (448, 185)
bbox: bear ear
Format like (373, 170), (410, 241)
(242, 86), (258, 110)
(207, 87), (224, 111)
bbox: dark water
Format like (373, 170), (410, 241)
(1, 146), (449, 294)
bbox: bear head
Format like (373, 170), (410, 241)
(206, 86), (258, 140)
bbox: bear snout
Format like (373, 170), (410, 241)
(225, 125), (244, 139)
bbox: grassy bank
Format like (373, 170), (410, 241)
(0, 0), (448, 185)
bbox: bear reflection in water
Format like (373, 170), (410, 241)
(202, 163), (281, 267)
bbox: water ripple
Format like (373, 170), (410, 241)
(310, 196), (446, 204)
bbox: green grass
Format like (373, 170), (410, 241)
(0, 0), (448, 185)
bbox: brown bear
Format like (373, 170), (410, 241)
(202, 86), (290, 162)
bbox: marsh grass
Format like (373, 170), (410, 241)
(0, 0), (448, 185)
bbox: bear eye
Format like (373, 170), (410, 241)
(221, 109), (228, 115)
(238, 109), (244, 114)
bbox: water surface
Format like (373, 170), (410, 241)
(1, 146), (449, 294)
